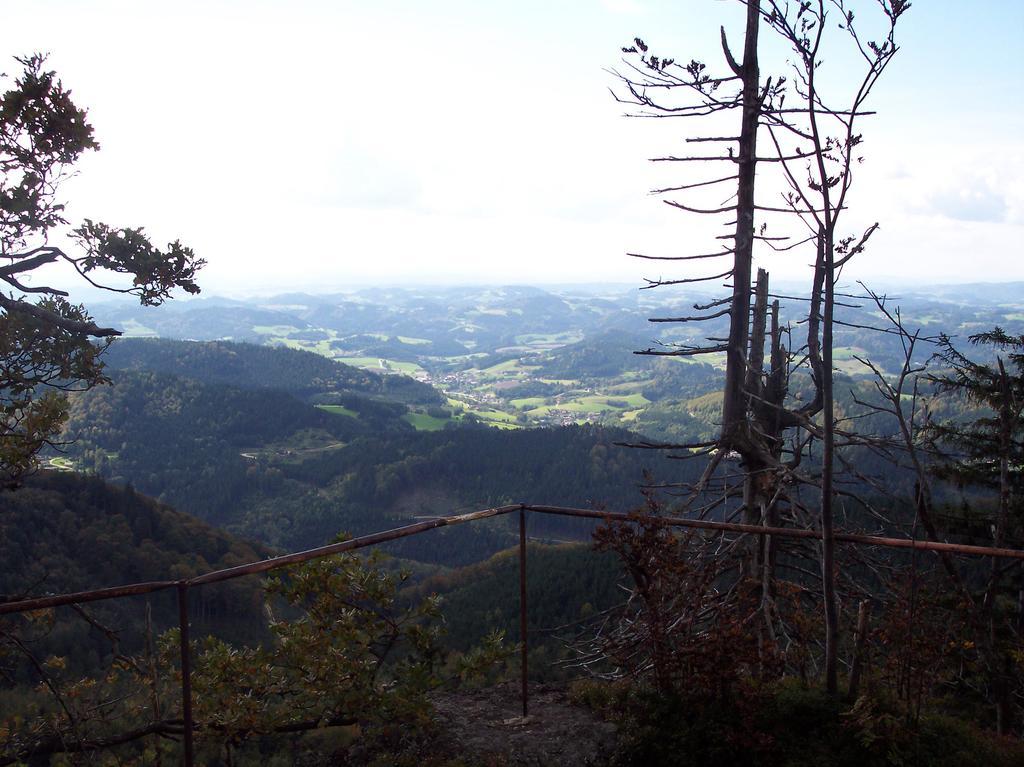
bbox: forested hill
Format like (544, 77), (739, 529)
(61, 369), (689, 564)
(532, 328), (722, 392)
(0, 472), (266, 597)
(67, 368), (374, 447)
(413, 543), (624, 655)
(279, 424), (679, 516)
(61, 367), (412, 524)
(0, 472), (269, 667)
(88, 286), (1024, 442)
(103, 338), (442, 405)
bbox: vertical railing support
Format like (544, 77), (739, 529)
(177, 582), (195, 767)
(847, 599), (870, 701)
(518, 506), (529, 718)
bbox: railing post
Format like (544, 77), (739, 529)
(518, 506), (529, 718)
(177, 582), (195, 767)
(847, 599), (870, 700)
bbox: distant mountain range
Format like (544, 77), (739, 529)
(81, 282), (1024, 441)
(90, 281), (1024, 352)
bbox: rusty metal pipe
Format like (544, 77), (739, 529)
(0, 505), (522, 615)
(177, 583), (194, 767)
(519, 507), (528, 718)
(0, 503), (1019, 622)
(522, 505), (1024, 560)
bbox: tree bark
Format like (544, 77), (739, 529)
(847, 600), (870, 700)
(743, 268), (771, 579)
(821, 226), (839, 694)
(721, 0), (761, 448)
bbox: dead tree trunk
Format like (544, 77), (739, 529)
(821, 226), (839, 693)
(721, 0), (762, 452)
(743, 268), (771, 578)
(613, 0), (906, 695)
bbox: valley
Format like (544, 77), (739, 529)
(89, 281), (1024, 443)
(38, 280), (1016, 571)
(15, 284), (1024, 765)
(53, 337), (693, 566)
(2, 6), (1021, 758)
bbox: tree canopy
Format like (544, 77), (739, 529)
(0, 54), (204, 486)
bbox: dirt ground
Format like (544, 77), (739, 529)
(430, 682), (618, 766)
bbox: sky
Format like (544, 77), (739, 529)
(2, 0), (1022, 297)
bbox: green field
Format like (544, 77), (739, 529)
(525, 393), (651, 416)
(445, 396), (521, 429)
(441, 353), (490, 364)
(831, 347), (870, 375)
(253, 324), (302, 336)
(118, 319), (159, 337)
(274, 338), (336, 357)
(474, 416), (519, 430)
(479, 358), (538, 378)
(336, 356), (384, 367)
(316, 404), (359, 419)
(473, 408), (518, 424)
(608, 376), (651, 390)
(661, 351), (727, 369)
(510, 396), (547, 409)
(403, 411), (451, 431)
(833, 346), (867, 360)
(336, 357), (423, 374)
(555, 398), (619, 414)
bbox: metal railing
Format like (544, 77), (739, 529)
(1, 502), (1021, 765)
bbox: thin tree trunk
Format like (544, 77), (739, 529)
(721, 0), (761, 447)
(990, 359), (1012, 734)
(821, 226), (839, 694)
(743, 269), (770, 579)
(847, 600), (870, 700)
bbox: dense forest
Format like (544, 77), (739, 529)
(103, 337), (441, 404)
(0, 473), (268, 672)
(52, 337), (991, 566)
(61, 359), (684, 561)
(1, 6), (1023, 762)
(8, 293), (1020, 765)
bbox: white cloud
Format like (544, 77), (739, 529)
(1, 0), (1021, 296)
(926, 177), (1008, 224)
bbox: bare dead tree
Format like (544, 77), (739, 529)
(757, 0), (907, 694)
(612, 0), (908, 692)
(847, 288), (1024, 733)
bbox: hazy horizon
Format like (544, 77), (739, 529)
(3, 0), (1021, 298)
(76, 276), (1024, 309)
